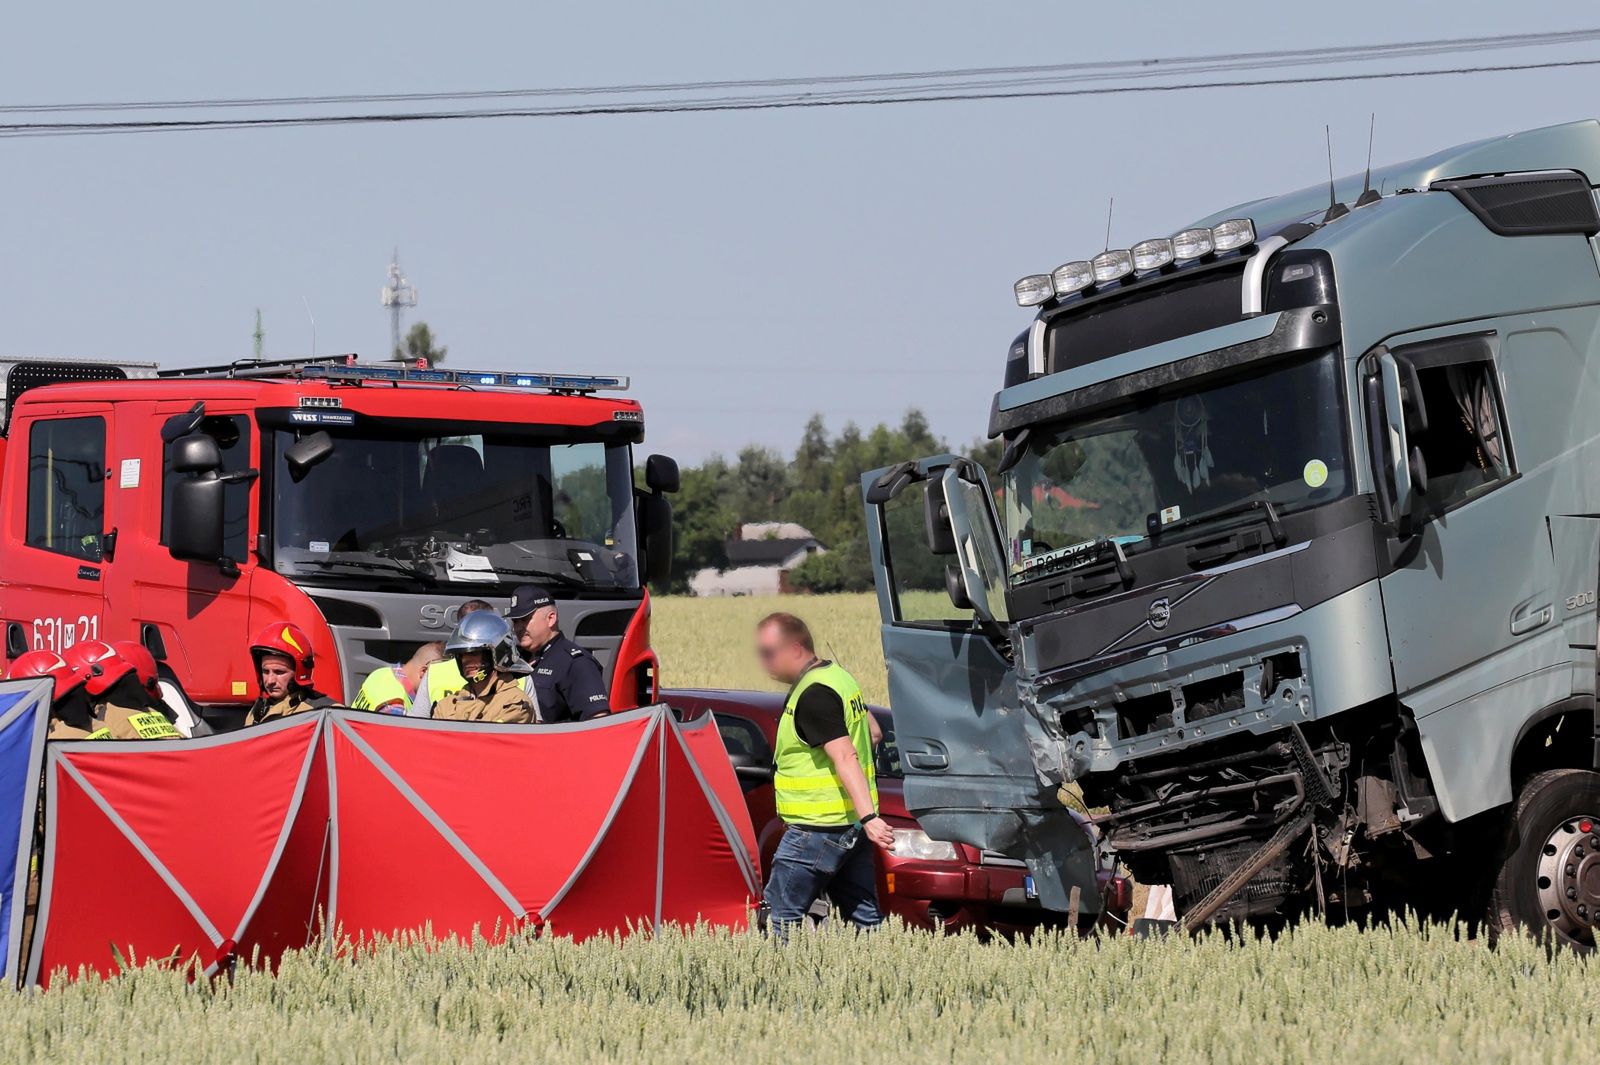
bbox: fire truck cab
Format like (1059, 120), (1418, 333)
(0, 356), (678, 727)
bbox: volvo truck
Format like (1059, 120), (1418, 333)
(863, 120), (1600, 947)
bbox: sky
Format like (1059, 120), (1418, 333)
(2, 3), (1597, 462)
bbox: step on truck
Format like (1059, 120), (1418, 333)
(0, 355), (679, 726)
(863, 120), (1600, 947)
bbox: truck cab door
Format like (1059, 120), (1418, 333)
(862, 454), (1100, 914)
(2, 405), (114, 657)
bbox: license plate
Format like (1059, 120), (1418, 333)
(1024, 874), (1038, 899)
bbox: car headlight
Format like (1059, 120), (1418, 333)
(890, 827), (959, 861)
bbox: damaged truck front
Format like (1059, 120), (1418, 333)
(864, 120), (1600, 947)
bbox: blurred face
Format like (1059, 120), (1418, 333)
(458, 649), (489, 685)
(755, 623), (811, 685)
(514, 606), (558, 653)
(258, 654), (295, 700)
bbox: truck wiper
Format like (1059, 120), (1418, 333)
(1148, 498), (1287, 566)
(297, 557), (439, 586)
(490, 566), (589, 590)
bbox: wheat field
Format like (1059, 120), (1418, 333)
(9, 921), (1592, 1063)
(653, 593), (892, 704)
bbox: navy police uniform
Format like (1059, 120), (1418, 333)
(507, 584), (612, 723)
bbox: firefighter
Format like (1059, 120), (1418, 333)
(755, 611), (893, 936)
(352, 642), (444, 715)
(245, 622), (333, 725)
(6, 650), (106, 740)
(431, 612), (536, 723)
(506, 584), (610, 721)
(408, 599), (495, 717)
(62, 641), (181, 740)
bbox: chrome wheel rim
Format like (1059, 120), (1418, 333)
(1534, 813), (1600, 947)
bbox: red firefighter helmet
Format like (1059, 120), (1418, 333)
(250, 622), (316, 686)
(112, 640), (161, 696)
(6, 650), (90, 699)
(62, 640), (136, 698)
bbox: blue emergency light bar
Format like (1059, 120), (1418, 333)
(300, 362), (630, 393)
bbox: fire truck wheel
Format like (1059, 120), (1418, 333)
(1489, 768), (1600, 954)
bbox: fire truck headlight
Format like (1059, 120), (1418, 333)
(1014, 274), (1056, 307)
(1091, 249), (1134, 284)
(1131, 238), (1175, 272)
(1051, 260), (1095, 296)
(1172, 228), (1215, 260)
(1210, 218), (1257, 251)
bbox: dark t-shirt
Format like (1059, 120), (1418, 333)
(791, 662), (849, 747)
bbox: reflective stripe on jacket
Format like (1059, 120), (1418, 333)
(773, 662), (877, 827)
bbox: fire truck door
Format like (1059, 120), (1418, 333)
(126, 406), (261, 706)
(5, 407), (114, 655)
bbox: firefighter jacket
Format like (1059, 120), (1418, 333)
(432, 675), (536, 724)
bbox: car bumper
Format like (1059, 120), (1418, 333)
(881, 857), (1130, 935)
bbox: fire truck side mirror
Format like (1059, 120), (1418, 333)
(167, 476), (226, 567)
(170, 432), (222, 473)
(284, 431), (335, 483)
(644, 454), (680, 494)
(638, 491), (674, 585)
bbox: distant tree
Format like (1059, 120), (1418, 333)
(401, 321), (448, 365)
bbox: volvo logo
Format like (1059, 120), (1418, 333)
(1147, 597), (1171, 631)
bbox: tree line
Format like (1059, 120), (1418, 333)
(662, 410), (1001, 594)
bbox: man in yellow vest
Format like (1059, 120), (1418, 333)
(408, 599), (494, 717)
(756, 612), (893, 936)
(352, 642), (444, 715)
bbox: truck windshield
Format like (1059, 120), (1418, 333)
(272, 427), (639, 594)
(1001, 350), (1348, 582)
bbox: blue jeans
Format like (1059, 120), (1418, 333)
(764, 824), (883, 938)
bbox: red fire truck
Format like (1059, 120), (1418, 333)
(0, 356), (679, 727)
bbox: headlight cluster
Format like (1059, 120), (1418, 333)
(1014, 217), (1256, 307)
(889, 827), (960, 861)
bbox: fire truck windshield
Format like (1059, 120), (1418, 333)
(1000, 350), (1349, 583)
(271, 427), (640, 594)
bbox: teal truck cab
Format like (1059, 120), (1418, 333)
(863, 121), (1600, 946)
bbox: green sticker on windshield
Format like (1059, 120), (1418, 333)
(1303, 459), (1329, 489)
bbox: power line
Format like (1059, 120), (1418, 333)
(3, 27), (1596, 117)
(3, 56), (1596, 139)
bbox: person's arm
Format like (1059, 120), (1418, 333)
(564, 650), (612, 720)
(821, 738), (895, 849)
(867, 712), (883, 747)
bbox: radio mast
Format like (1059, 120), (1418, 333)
(381, 249), (418, 361)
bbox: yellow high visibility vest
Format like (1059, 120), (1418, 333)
(426, 660), (466, 704)
(352, 666), (411, 713)
(773, 662), (877, 827)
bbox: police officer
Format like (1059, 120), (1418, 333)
(408, 599), (495, 718)
(506, 584), (610, 722)
(6, 650), (105, 740)
(431, 612), (536, 723)
(352, 642), (444, 715)
(755, 612), (893, 936)
(245, 622), (333, 725)
(62, 640), (181, 740)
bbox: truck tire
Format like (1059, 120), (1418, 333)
(1488, 768), (1600, 953)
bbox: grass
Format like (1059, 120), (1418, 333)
(653, 592), (891, 704)
(9, 921), (1593, 1064)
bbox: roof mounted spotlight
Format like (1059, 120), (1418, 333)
(1211, 218), (1257, 252)
(1014, 274), (1055, 307)
(1131, 238), (1175, 272)
(1172, 228), (1215, 261)
(1051, 260), (1095, 296)
(1091, 249), (1134, 284)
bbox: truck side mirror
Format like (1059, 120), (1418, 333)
(167, 476), (226, 566)
(160, 402), (206, 443)
(638, 490), (674, 585)
(644, 454), (680, 494)
(170, 432), (222, 473)
(923, 477), (956, 555)
(284, 431), (335, 483)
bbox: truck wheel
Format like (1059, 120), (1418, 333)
(1489, 769), (1600, 953)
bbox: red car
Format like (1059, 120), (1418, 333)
(665, 688), (1129, 936)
